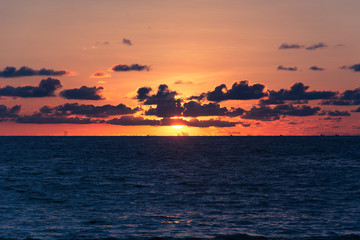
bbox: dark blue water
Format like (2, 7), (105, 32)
(0, 136), (360, 240)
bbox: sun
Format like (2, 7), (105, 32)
(171, 125), (185, 129)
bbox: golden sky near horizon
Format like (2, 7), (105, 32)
(0, 0), (360, 135)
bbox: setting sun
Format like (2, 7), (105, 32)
(171, 125), (185, 129)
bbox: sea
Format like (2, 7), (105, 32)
(0, 136), (360, 240)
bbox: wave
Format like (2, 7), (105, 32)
(4, 234), (360, 240)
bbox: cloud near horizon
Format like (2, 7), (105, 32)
(0, 66), (74, 78)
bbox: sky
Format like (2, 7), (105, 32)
(0, 0), (360, 136)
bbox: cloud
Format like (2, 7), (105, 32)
(305, 42), (327, 50)
(309, 66), (325, 71)
(0, 78), (62, 98)
(0, 66), (73, 78)
(136, 87), (152, 101)
(137, 84), (178, 105)
(41, 103), (139, 118)
(90, 70), (111, 78)
(319, 110), (351, 116)
(0, 105), (21, 121)
(278, 43), (304, 49)
(145, 99), (184, 117)
(187, 93), (207, 101)
(112, 64), (150, 72)
(60, 86), (104, 100)
(206, 80), (267, 102)
(107, 116), (160, 126)
(185, 119), (238, 128)
(352, 107), (360, 112)
(321, 87), (360, 105)
(277, 65), (298, 71)
(242, 104), (321, 121)
(183, 101), (244, 117)
(122, 38), (133, 46)
(16, 114), (97, 124)
(174, 80), (193, 85)
(340, 64), (360, 72)
(242, 106), (280, 121)
(260, 82), (336, 105)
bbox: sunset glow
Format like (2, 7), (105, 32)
(0, 0), (359, 136)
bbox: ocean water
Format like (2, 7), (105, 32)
(0, 136), (360, 240)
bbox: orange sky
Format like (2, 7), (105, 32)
(0, 0), (360, 135)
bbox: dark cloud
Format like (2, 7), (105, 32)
(319, 110), (351, 116)
(278, 43), (304, 49)
(277, 65), (298, 71)
(321, 88), (360, 105)
(0, 66), (72, 78)
(186, 119), (238, 128)
(112, 64), (150, 72)
(0, 78), (62, 98)
(138, 84), (178, 105)
(160, 118), (241, 128)
(107, 116), (160, 126)
(16, 114), (97, 124)
(136, 87), (152, 101)
(260, 82), (336, 105)
(145, 99), (184, 118)
(174, 80), (193, 85)
(273, 104), (320, 116)
(309, 66), (325, 71)
(0, 105), (21, 121)
(60, 86), (104, 100)
(305, 42), (327, 50)
(340, 64), (360, 72)
(242, 104), (321, 121)
(42, 103), (139, 118)
(352, 107), (360, 112)
(206, 81), (267, 102)
(122, 38), (133, 46)
(183, 101), (244, 117)
(187, 93), (207, 101)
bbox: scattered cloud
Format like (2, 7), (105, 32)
(260, 82), (336, 105)
(107, 116), (160, 126)
(206, 80), (267, 102)
(0, 105), (21, 121)
(0, 78), (62, 98)
(40, 103), (139, 118)
(242, 104), (321, 121)
(16, 114), (97, 124)
(90, 70), (111, 78)
(278, 43), (304, 49)
(60, 86), (104, 100)
(183, 101), (244, 117)
(319, 110), (351, 116)
(137, 84), (178, 105)
(340, 64), (360, 72)
(321, 87), (360, 105)
(0, 66), (73, 78)
(112, 64), (150, 72)
(122, 38), (133, 46)
(277, 65), (298, 71)
(305, 42), (327, 50)
(309, 66), (325, 71)
(145, 99), (184, 117)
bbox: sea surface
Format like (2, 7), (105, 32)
(0, 136), (360, 240)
